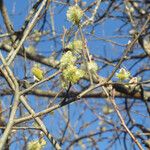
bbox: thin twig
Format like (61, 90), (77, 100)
(109, 89), (144, 150)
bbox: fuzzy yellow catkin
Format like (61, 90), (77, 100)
(31, 66), (44, 81)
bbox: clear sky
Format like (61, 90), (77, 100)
(0, 0), (149, 150)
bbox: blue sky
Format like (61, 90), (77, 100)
(0, 0), (149, 149)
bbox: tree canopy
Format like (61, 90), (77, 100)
(0, 0), (150, 149)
